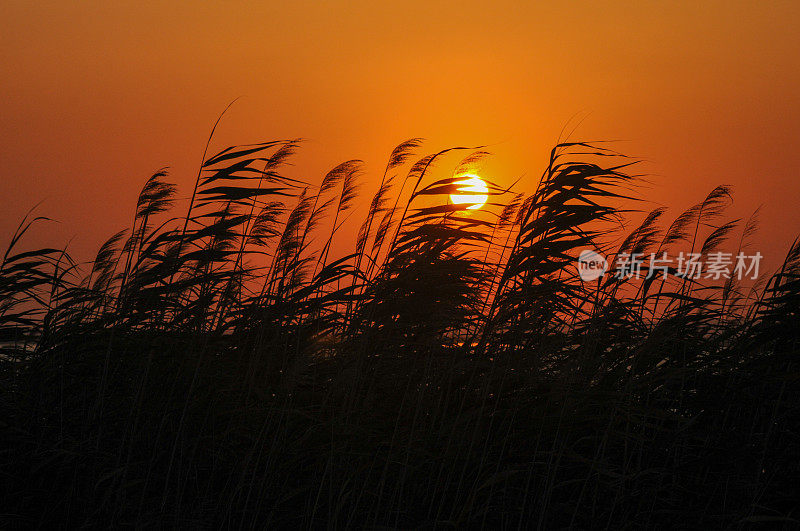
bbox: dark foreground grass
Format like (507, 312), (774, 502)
(1, 138), (798, 529)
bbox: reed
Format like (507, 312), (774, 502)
(1, 137), (798, 528)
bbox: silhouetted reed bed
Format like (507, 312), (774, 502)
(1, 138), (798, 528)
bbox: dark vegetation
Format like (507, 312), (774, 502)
(1, 136), (798, 528)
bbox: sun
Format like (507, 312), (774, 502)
(449, 174), (489, 210)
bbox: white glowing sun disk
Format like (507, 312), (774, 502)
(449, 175), (489, 210)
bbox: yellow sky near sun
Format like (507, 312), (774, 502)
(1, 1), (799, 266)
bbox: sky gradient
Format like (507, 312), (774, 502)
(2, 1), (799, 268)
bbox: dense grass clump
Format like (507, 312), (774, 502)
(1, 138), (798, 528)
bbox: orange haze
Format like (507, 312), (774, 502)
(1, 1), (799, 270)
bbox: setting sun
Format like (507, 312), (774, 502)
(449, 174), (489, 210)
(3, 2), (800, 527)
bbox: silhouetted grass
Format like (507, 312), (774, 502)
(1, 138), (798, 529)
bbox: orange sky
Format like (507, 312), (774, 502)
(2, 1), (799, 270)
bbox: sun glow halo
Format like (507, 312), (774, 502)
(449, 174), (489, 210)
